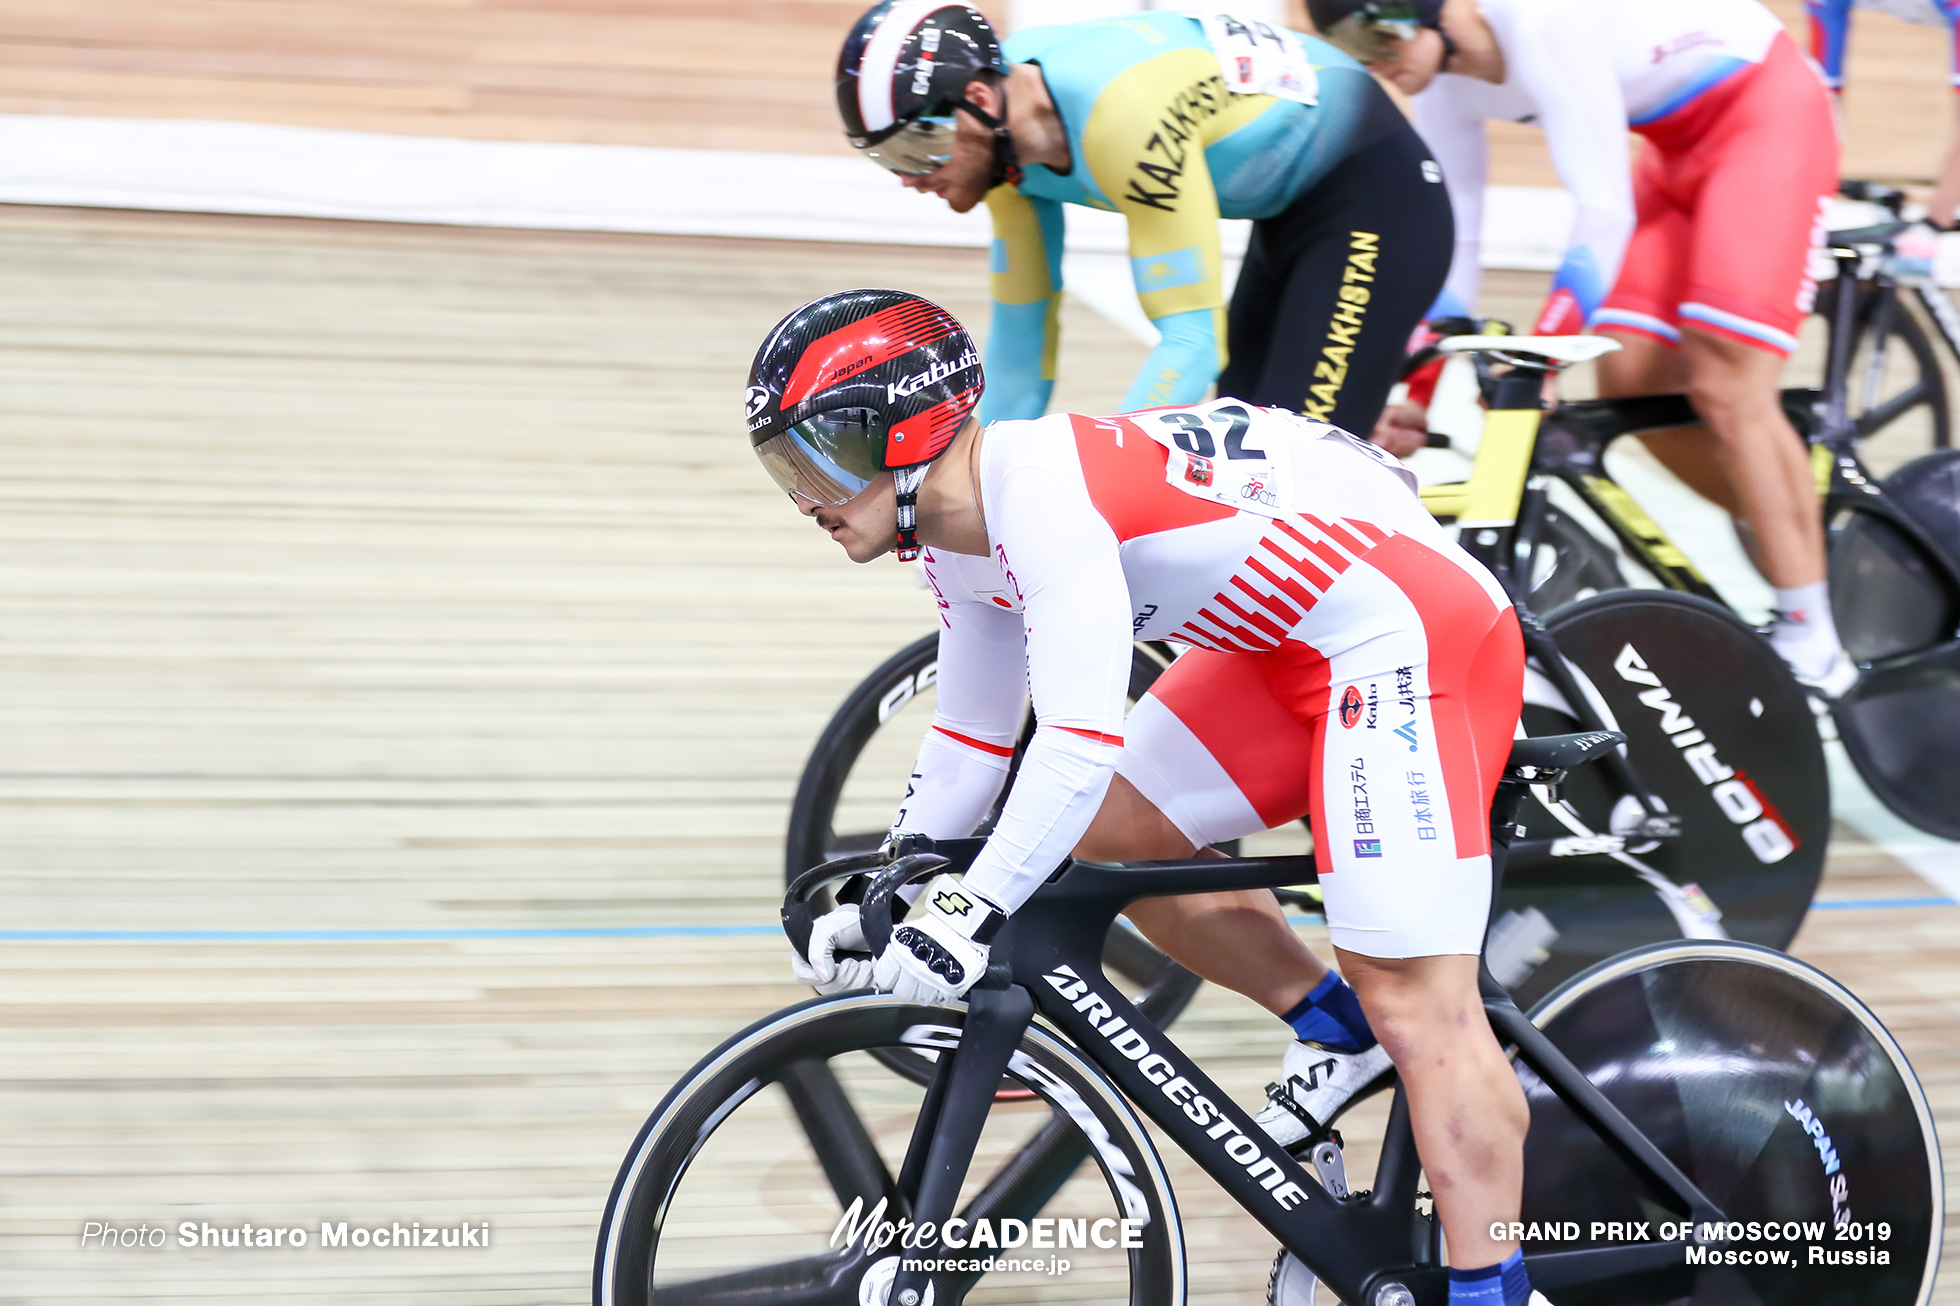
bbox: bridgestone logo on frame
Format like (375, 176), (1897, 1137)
(1040, 964), (1310, 1210)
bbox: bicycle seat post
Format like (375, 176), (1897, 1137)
(1819, 242), (1869, 443)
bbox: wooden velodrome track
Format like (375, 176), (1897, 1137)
(0, 202), (1955, 1303)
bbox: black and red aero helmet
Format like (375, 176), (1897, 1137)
(746, 288), (983, 558)
(836, 1), (1006, 175)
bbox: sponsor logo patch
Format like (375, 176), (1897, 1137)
(1339, 685), (1364, 729)
(1184, 454), (1214, 487)
(1353, 838), (1381, 858)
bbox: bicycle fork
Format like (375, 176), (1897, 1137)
(887, 984), (1035, 1306)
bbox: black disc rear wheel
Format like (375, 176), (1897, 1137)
(1497, 591), (1829, 1007)
(1518, 941), (1941, 1306)
(1828, 450), (1960, 838)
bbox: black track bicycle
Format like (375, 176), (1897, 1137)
(596, 732), (1942, 1306)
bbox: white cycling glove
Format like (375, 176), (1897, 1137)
(790, 903), (876, 995)
(872, 876), (1008, 1006)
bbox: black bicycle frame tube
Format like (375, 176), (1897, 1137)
(1821, 246), (1865, 439)
(881, 837), (1728, 1306)
(1913, 279), (1960, 372)
(1004, 858), (1418, 1305)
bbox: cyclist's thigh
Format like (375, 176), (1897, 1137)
(1594, 151), (1695, 349)
(1228, 105), (1452, 434)
(1117, 647), (1318, 850)
(1120, 535), (1524, 959)
(1679, 39), (1839, 356)
(1274, 536), (1523, 958)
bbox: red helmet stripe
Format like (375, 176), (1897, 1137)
(782, 301), (961, 409)
(885, 382), (981, 467)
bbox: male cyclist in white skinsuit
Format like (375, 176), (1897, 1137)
(750, 288), (1547, 1306)
(1317, 0), (1856, 694)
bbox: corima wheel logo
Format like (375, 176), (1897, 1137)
(1615, 643), (1798, 864)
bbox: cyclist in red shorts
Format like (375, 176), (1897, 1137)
(1316, 0), (1854, 693)
(749, 289), (1545, 1306)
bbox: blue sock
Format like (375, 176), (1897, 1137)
(1280, 972), (1375, 1052)
(1448, 1250), (1531, 1306)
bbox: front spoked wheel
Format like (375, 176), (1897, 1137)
(594, 995), (1185, 1306)
(1499, 591), (1829, 1007)
(1518, 940), (1942, 1305)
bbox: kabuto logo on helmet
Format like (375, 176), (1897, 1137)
(744, 386), (772, 419)
(887, 349), (978, 403)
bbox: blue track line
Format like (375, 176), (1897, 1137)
(0, 896), (1949, 943)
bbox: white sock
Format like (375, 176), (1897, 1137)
(1770, 581), (1842, 673)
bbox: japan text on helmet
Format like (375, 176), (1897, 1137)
(1305, 0), (1448, 64)
(836, 1), (1014, 180)
(745, 289), (983, 561)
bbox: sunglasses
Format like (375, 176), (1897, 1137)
(854, 113), (961, 178)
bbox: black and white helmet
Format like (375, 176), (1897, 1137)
(835, 2), (1011, 178)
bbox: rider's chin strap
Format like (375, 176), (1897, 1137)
(954, 94), (1023, 189)
(893, 463), (931, 562)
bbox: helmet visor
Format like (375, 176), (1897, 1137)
(755, 409), (887, 506)
(1320, 4), (1423, 63)
(855, 113), (959, 177)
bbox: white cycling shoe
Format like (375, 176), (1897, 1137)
(1254, 1038), (1395, 1149)
(1767, 614), (1858, 698)
(1790, 646), (1859, 699)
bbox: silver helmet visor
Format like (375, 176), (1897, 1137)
(854, 113), (960, 177)
(1320, 4), (1423, 64)
(754, 409), (886, 506)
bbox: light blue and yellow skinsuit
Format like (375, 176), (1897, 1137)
(978, 13), (1384, 423)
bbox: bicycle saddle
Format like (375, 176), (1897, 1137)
(1438, 334), (1621, 367)
(1826, 220), (1908, 250)
(1504, 730), (1624, 781)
